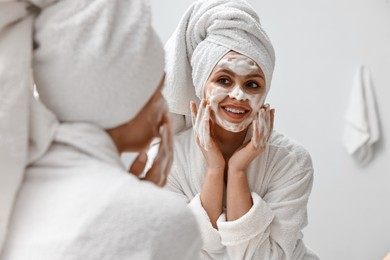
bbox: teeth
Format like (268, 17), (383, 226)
(224, 107), (245, 114)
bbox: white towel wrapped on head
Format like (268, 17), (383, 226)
(33, 0), (164, 129)
(164, 0), (275, 126)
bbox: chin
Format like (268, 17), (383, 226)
(215, 117), (252, 133)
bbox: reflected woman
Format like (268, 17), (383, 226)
(163, 0), (319, 259)
(0, 0), (201, 258)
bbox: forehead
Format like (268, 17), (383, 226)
(220, 51), (255, 63)
(212, 51), (264, 76)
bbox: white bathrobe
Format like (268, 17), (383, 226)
(1, 123), (202, 260)
(166, 128), (318, 260)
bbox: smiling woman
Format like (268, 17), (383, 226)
(162, 0), (319, 259)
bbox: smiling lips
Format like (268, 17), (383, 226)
(220, 104), (250, 120)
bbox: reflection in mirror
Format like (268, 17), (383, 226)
(159, 0), (319, 259)
(150, 0), (390, 259)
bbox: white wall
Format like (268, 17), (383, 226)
(149, 1), (390, 259)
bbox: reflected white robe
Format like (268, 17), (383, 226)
(1, 123), (201, 260)
(166, 128), (319, 260)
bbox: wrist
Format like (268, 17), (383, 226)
(227, 167), (246, 176)
(207, 166), (225, 175)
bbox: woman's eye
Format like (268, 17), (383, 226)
(246, 81), (260, 89)
(217, 78), (231, 85)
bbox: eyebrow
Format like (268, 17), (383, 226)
(246, 74), (265, 80)
(214, 68), (235, 76)
(214, 68), (265, 80)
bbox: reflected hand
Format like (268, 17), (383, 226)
(129, 114), (173, 187)
(228, 104), (275, 172)
(191, 100), (225, 172)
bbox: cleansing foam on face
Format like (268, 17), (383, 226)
(205, 53), (266, 132)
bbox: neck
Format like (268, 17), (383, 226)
(212, 122), (248, 160)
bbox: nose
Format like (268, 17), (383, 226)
(228, 85), (247, 101)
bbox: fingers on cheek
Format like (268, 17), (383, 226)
(270, 109), (275, 132)
(191, 110), (196, 127)
(196, 104), (210, 150)
(265, 108), (274, 140)
(198, 116), (204, 147)
(203, 106), (212, 151)
(196, 104), (207, 142)
(190, 102), (197, 127)
(252, 119), (259, 149)
(259, 110), (267, 147)
(195, 102), (205, 130)
(200, 117), (210, 150)
(266, 107), (271, 126)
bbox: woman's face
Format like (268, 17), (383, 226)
(119, 76), (169, 152)
(204, 51), (267, 132)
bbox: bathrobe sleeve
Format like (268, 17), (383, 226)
(167, 129), (317, 259)
(166, 164), (226, 259)
(216, 166), (315, 260)
(168, 162), (315, 260)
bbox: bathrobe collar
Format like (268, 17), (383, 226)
(54, 123), (126, 171)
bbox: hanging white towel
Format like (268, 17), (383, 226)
(343, 66), (380, 165)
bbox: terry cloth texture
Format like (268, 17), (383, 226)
(166, 128), (319, 259)
(0, 0), (165, 254)
(343, 66), (380, 165)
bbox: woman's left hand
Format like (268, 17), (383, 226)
(228, 104), (275, 172)
(191, 100), (226, 172)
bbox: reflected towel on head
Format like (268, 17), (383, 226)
(33, 0), (165, 129)
(163, 0), (275, 133)
(343, 66), (380, 165)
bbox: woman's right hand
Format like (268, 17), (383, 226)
(129, 114), (173, 187)
(190, 100), (225, 172)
